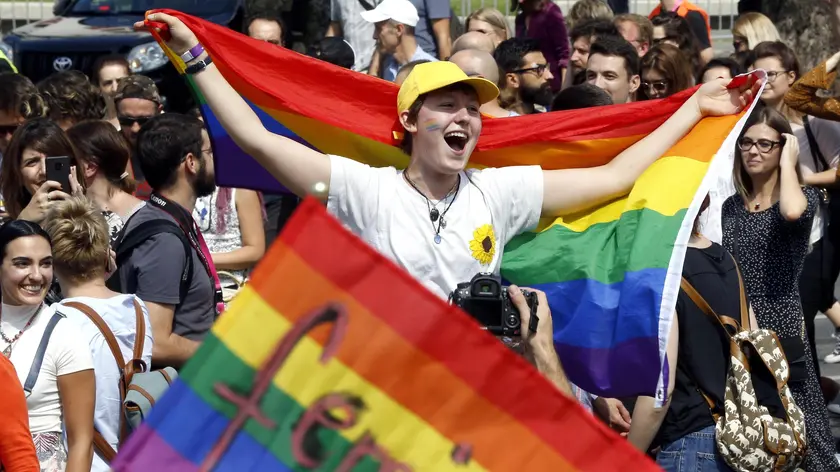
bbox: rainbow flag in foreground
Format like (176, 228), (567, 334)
(112, 198), (660, 471)
(150, 10), (760, 399)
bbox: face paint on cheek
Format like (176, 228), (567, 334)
(423, 119), (441, 132)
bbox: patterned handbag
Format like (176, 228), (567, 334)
(680, 260), (807, 472)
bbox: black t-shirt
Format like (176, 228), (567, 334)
(657, 242), (783, 446)
(684, 11), (712, 49)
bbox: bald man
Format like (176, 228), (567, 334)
(449, 49), (514, 118)
(451, 31), (496, 55)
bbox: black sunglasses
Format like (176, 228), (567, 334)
(0, 124), (19, 136)
(118, 115), (152, 128)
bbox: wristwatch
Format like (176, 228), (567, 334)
(185, 56), (213, 75)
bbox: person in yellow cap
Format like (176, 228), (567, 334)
(138, 13), (759, 300)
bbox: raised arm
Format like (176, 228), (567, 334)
(136, 14), (331, 199)
(778, 134), (808, 222)
(784, 52), (840, 121)
(541, 77), (759, 217)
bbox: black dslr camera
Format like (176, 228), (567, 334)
(449, 273), (538, 336)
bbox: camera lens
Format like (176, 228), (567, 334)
(54, 163), (62, 170)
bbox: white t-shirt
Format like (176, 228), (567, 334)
(327, 155), (544, 298)
(59, 294), (154, 472)
(0, 303), (93, 434)
(793, 117), (840, 243)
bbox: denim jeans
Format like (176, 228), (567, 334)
(656, 425), (735, 472)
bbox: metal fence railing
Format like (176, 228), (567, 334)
(0, 0), (739, 34)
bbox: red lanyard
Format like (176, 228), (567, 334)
(148, 193), (224, 316)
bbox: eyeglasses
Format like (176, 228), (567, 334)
(117, 115), (152, 128)
(765, 70), (790, 82)
(642, 80), (669, 93)
(513, 63), (549, 76)
(0, 124), (18, 136)
(738, 138), (781, 153)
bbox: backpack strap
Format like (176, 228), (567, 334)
(62, 301), (130, 463)
(22, 311), (62, 396)
(679, 279), (742, 336)
(110, 219), (193, 308)
(731, 255), (750, 331)
(804, 115), (830, 172)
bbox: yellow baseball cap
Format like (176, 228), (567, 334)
(397, 61), (500, 114)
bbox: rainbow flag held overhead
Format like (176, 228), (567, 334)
(111, 197), (660, 471)
(148, 10), (761, 400)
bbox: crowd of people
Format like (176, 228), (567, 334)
(0, 0), (839, 471)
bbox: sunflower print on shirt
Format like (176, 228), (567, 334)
(470, 224), (496, 265)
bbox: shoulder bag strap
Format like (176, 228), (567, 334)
(679, 278), (742, 419)
(22, 311), (62, 396)
(62, 301), (130, 453)
(731, 255), (750, 330)
(804, 115), (830, 172)
(680, 278), (741, 334)
(131, 299), (145, 362)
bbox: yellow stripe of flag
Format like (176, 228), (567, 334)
(212, 286), (489, 472)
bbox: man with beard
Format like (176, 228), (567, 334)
(111, 114), (220, 368)
(494, 37), (554, 115)
(567, 19), (619, 88)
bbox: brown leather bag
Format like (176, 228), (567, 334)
(63, 300), (149, 463)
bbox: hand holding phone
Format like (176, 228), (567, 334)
(45, 156), (72, 192)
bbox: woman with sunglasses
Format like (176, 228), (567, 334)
(721, 106), (839, 471)
(0, 220), (95, 472)
(651, 13), (703, 77)
(639, 43), (695, 100)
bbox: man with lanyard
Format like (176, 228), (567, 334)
(111, 113), (222, 369)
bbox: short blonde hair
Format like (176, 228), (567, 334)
(465, 7), (511, 41)
(42, 196), (110, 283)
(732, 12), (781, 50)
(568, 0), (614, 28)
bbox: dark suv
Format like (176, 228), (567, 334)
(0, 0), (245, 112)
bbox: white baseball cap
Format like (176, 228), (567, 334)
(360, 0), (420, 27)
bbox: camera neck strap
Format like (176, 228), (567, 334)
(148, 193), (224, 316)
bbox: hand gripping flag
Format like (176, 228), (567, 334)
(147, 10), (761, 400)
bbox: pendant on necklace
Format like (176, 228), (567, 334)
(430, 208), (440, 222)
(754, 203), (760, 210)
(434, 234), (442, 244)
(440, 217), (446, 229)
(2, 344), (11, 358)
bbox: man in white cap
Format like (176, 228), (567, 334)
(361, 0), (437, 82)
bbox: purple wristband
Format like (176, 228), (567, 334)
(180, 43), (204, 63)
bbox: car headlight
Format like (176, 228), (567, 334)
(0, 40), (13, 64)
(127, 41), (167, 73)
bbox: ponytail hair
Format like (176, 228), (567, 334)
(66, 120), (136, 194)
